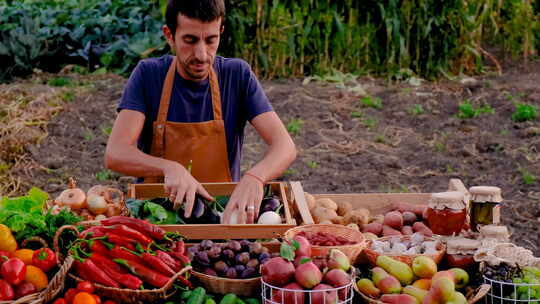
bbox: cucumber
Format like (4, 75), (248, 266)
(187, 287), (206, 304)
(235, 298), (246, 304)
(245, 298), (260, 304)
(204, 298), (217, 304)
(219, 293), (237, 304)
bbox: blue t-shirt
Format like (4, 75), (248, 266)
(118, 55), (273, 181)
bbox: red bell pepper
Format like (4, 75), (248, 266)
(1, 258), (26, 285)
(0, 279), (14, 301)
(102, 217), (165, 240)
(155, 250), (181, 272)
(104, 225), (152, 246)
(0, 251), (12, 268)
(141, 253), (175, 276)
(32, 248), (57, 272)
(113, 259), (170, 288)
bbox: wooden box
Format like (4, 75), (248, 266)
(128, 182), (296, 240)
(289, 179), (468, 225)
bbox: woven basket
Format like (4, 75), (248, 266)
(191, 271), (261, 297)
(69, 266), (191, 304)
(362, 236), (446, 267)
(353, 281), (491, 304)
(283, 224), (367, 263)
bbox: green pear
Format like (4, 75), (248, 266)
(356, 278), (380, 298)
(412, 256), (437, 279)
(449, 268), (469, 289)
(376, 255), (414, 286)
(446, 291), (467, 304)
(430, 277), (455, 302)
(403, 285), (428, 303)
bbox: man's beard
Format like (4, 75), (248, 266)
(181, 57), (213, 81)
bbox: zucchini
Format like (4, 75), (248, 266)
(187, 287), (206, 304)
(219, 293), (237, 304)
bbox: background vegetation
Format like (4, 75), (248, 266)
(0, 0), (539, 82)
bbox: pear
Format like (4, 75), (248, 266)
(356, 279), (380, 298)
(446, 291), (467, 304)
(372, 267), (389, 285)
(376, 255), (414, 286)
(403, 285), (428, 303)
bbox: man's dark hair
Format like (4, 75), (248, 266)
(166, 0), (225, 36)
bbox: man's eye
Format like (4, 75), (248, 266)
(184, 37), (196, 44)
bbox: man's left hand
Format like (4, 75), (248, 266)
(222, 173), (264, 224)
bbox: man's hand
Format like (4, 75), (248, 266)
(222, 173), (264, 224)
(163, 162), (213, 217)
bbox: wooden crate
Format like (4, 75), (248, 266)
(289, 179), (468, 225)
(128, 182), (296, 240)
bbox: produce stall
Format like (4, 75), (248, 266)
(0, 178), (538, 304)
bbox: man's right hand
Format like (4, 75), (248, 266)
(163, 162), (214, 217)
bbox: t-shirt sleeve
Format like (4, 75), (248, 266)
(117, 61), (147, 114)
(241, 61), (273, 122)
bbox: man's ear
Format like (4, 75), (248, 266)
(220, 25), (225, 34)
(163, 25), (175, 48)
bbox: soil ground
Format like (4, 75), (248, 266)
(5, 62), (540, 254)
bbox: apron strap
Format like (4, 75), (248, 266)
(208, 67), (223, 121)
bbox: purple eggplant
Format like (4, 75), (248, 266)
(260, 197), (281, 213)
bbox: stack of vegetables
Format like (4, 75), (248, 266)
(69, 216), (191, 290)
(52, 281), (117, 304)
(0, 224), (57, 301)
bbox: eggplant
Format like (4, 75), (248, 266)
(200, 207), (221, 224)
(260, 197), (281, 213)
(192, 195), (206, 218)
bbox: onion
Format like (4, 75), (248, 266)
(55, 177), (86, 210)
(257, 211), (282, 224)
(87, 185), (107, 197)
(103, 187), (124, 205)
(95, 215), (107, 221)
(87, 194), (108, 215)
(105, 204), (123, 218)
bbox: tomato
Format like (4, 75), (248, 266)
(1, 258), (26, 285)
(53, 298), (67, 304)
(0, 279), (14, 301)
(64, 288), (79, 304)
(76, 281), (95, 294)
(72, 292), (97, 304)
(24, 265), (48, 291)
(92, 294), (101, 304)
(32, 248), (57, 272)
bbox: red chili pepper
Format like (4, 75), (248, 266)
(102, 216), (165, 240)
(32, 248), (57, 272)
(168, 251), (190, 266)
(89, 240), (111, 256)
(104, 225), (152, 246)
(174, 241), (185, 255)
(113, 259), (170, 288)
(105, 233), (136, 250)
(90, 254), (142, 289)
(109, 246), (143, 264)
(79, 259), (119, 288)
(80, 226), (107, 238)
(73, 260), (92, 281)
(0, 258), (26, 285)
(155, 250), (181, 272)
(175, 274), (193, 289)
(0, 279), (14, 301)
(141, 253), (175, 276)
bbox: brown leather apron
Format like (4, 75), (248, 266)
(145, 57), (232, 183)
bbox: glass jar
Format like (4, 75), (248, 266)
(445, 238), (480, 270)
(469, 186), (503, 232)
(426, 191), (467, 236)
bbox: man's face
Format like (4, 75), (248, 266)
(164, 14), (222, 82)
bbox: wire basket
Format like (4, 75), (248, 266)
(261, 278), (354, 304)
(483, 275), (540, 303)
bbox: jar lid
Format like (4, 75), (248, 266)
(428, 191), (466, 210)
(469, 186), (503, 203)
(446, 238), (481, 255)
(480, 225), (509, 241)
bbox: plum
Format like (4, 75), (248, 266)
(246, 258), (259, 269)
(221, 249), (235, 261)
(226, 267), (238, 279)
(258, 252), (271, 262)
(195, 251), (210, 266)
(235, 265), (246, 273)
(236, 252), (251, 265)
(249, 242), (263, 255)
(241, 267), (257, 279)
(227, 240), (242, 252)
(239, 239), (251, 251)
(207, 245), (222, 259)
(203, 268), (217, 277)
(200, 240), (214, 250)
(214, 261), (229, 274)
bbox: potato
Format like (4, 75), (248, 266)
(319, 220), (333, 225)
(346, 223), (360, 231)
(362, 222), (383, 236)
(392, 202), (427, 217)
(382, 225), (402, 236)
(312, 206), (338, 224)
(402, 211), (417, 226)
(370, 214), (385, 224)
(316, 198), (338, 211)
(363, 232), (379, 240)
(305, 192), (316, 210)
(412, 222), (433, 237)
(383, 211), (403, 230)
(344, 208), (370, 226)
(332, 215), (347, 225)
(336, 200), (353, 216)
(401, 225), (413, 235)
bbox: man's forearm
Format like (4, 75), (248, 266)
(246, 140), (297, 182)
(105, 143), (175, 178)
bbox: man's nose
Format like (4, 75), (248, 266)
(194, 42), (207, 63)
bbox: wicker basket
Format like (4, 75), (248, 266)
(283, 224), (367, 263)
(69, 266), (191, 304)
(353, 280), (491, 304)
(362, 236), (446, 267)
(191, 271), (261, 297)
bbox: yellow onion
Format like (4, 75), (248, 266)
(105, 204), (123, 217)
(55, 177), (86, 210)
(87, 185), (107, 197)
(87, 194), (108, 215)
